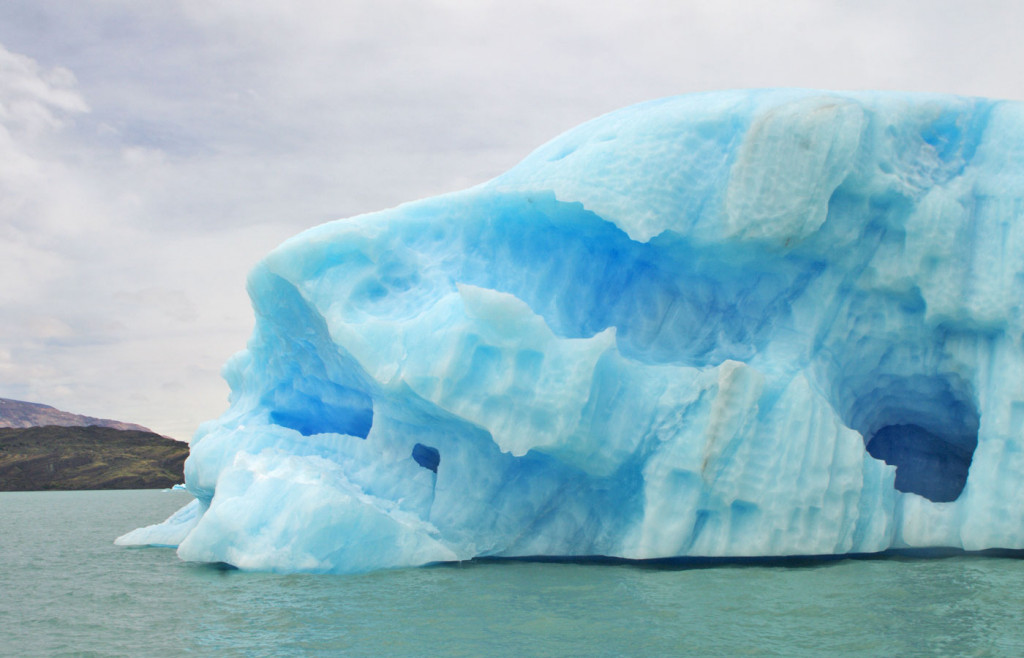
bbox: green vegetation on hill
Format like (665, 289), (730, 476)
(0, 426), (188, 491)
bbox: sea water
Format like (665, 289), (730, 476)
(3, 490), (1024, 656)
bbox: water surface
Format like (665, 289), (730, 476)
(3, 490), (1023, 656)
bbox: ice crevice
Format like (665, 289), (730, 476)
(118, 89), (1024, 573)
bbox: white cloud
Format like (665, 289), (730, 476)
(0, 44), (87, 133)
(1, 0), (1023, 437)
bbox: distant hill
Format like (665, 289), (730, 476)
(0, 397), (187, 490)
(0, 397), (152, 432)
(0, 425), (188, 491)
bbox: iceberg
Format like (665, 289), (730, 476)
(119, 89), (1024, 573)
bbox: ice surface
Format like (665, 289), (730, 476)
(119, 90), (1024, 573)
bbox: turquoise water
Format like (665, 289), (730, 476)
(3, 490), (1024, 656)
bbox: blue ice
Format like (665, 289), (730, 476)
(119, 90), (1024, 573)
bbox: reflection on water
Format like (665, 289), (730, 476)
(3, 490), (1024, 656)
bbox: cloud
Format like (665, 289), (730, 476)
(0, 44), (87, 132)
(1, 0), (1023, 438)
(0, 39), (257, 437)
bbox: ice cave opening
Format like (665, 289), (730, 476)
(266, 382), (374, 438)
(839, 374), (979, 503)
(865, 423), (976, 502)
(411, 443), (441, 473)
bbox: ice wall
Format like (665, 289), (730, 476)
(119, 90), (1024, 573)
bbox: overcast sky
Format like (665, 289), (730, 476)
(1, 0), (1021, 439)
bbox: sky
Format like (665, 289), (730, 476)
(1, 0), (1022, 440)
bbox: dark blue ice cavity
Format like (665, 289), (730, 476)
(866, 424), (975, 503)
(840, 374), (979, 503)
(268, 383), (373, 438)
(412, 443), (440, 473)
